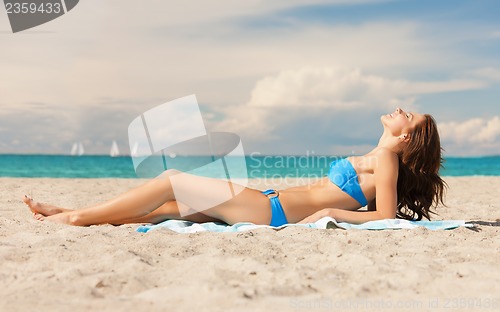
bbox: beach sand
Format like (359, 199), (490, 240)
(0, 177), (499, 312)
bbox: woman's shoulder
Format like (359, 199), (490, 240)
(374, 147), (398, 158)
(362, 148), (399, 171)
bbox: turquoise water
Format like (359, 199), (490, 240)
(0, 154), (498, 178)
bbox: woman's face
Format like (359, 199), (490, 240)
(381, 108), (426, 136)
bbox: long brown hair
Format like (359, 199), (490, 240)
(396, 114), (447, 221)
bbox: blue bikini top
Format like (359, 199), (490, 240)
(327, 158), (368, 207)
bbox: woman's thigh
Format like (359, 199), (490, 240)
(159, 170), (272, 225)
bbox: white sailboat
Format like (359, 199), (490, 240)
(70, 142), (78, 156)
(70, 142), (85, 156)
(110, 140), (120, 157)
(78, 142), (84, 156)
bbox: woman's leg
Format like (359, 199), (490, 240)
(29, 169), (272, 226)
(23, 196), (71, 216)
(111, 200), (222, 225)
(23, 196), (220, 224)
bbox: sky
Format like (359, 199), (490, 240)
(0, 0), (499, 156)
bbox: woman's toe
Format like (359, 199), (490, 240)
(33, 213), (44, 221)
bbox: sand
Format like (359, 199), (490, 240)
(0, 177), (499, 312)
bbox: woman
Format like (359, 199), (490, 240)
(23, 108), (447, 226)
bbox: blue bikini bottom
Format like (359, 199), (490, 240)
(261, 189), (289, 227)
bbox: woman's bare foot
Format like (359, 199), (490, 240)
(44, 212), (74, 225)
(22, 195), (72, 218)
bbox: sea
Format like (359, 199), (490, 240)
(0, 154), (499, 178)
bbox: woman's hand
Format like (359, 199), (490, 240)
(297, 208), (335, 224)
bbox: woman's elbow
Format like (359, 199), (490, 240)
(377, 210), (396, 220)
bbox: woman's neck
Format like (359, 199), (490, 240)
(376, 131), (403, 154)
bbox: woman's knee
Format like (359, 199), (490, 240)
(157, 168), (182, 180)
(165, 168), (181, 176)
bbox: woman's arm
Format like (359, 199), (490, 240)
(297, 208), (385, 224)
(372, 148), (399, 219)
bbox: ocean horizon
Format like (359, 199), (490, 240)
(0, 154), (499, 178)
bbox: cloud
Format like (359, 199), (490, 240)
(247, 67), (385, 110)
(97, 0), (391, 28)
(488, 30), (500, 39)
(210, 67), (487, 145)
(440, 116), (500, 144)
(439, 116), (500, 155)
(471, 67), (500, 83)
(0, 99), (144, 154)
(246, 67), (485, 109)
